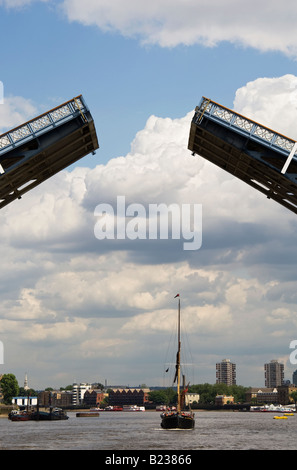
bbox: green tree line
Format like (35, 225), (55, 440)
(148, 383), (249, 405)
(189, 383), (248, 404)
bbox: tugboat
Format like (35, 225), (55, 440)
(30, 407), (69, 420)
(160, 295), (195, 430)
(8, 394), (69, 421)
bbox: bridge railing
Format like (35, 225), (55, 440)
(0, 95), (88, 155)
(195, 97), (297, 161)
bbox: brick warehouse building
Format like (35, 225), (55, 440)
(83, 389), (106, 407)
(108, 388), (150, 407)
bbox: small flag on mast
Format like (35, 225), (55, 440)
(174, 294), (180, 298)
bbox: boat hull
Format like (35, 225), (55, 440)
(9, 414), (30, 421)
(161, 412), (195, 430)
(30, 411), (69, 420)
(9, 408), (69, 421)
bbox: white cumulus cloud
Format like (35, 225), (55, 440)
(61, 0), (297, 56)
(0, 96), (37, 132)
(233, 74), (297, 140)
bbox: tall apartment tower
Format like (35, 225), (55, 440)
(264, 360), (284, 387)
(216, 359), (236, 386)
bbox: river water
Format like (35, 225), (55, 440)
(0, 410), (296, 452)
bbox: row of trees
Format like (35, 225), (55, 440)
(148, 383), (249, 405)
(189, 383), (248, 404)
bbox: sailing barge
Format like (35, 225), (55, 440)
(160, 295), (195, 430)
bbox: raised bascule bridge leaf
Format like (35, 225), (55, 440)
(188, 97), (297, 214)
(0, 95), (99, 208)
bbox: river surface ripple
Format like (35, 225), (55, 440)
(0, 410), (296, 450)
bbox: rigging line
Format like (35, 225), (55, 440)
(162, 322), (177, 387)
(180, 314), (195, 385)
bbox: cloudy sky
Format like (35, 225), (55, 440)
(1, 0), (297, 390)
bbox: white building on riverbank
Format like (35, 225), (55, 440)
(12, 396), (38, 407)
